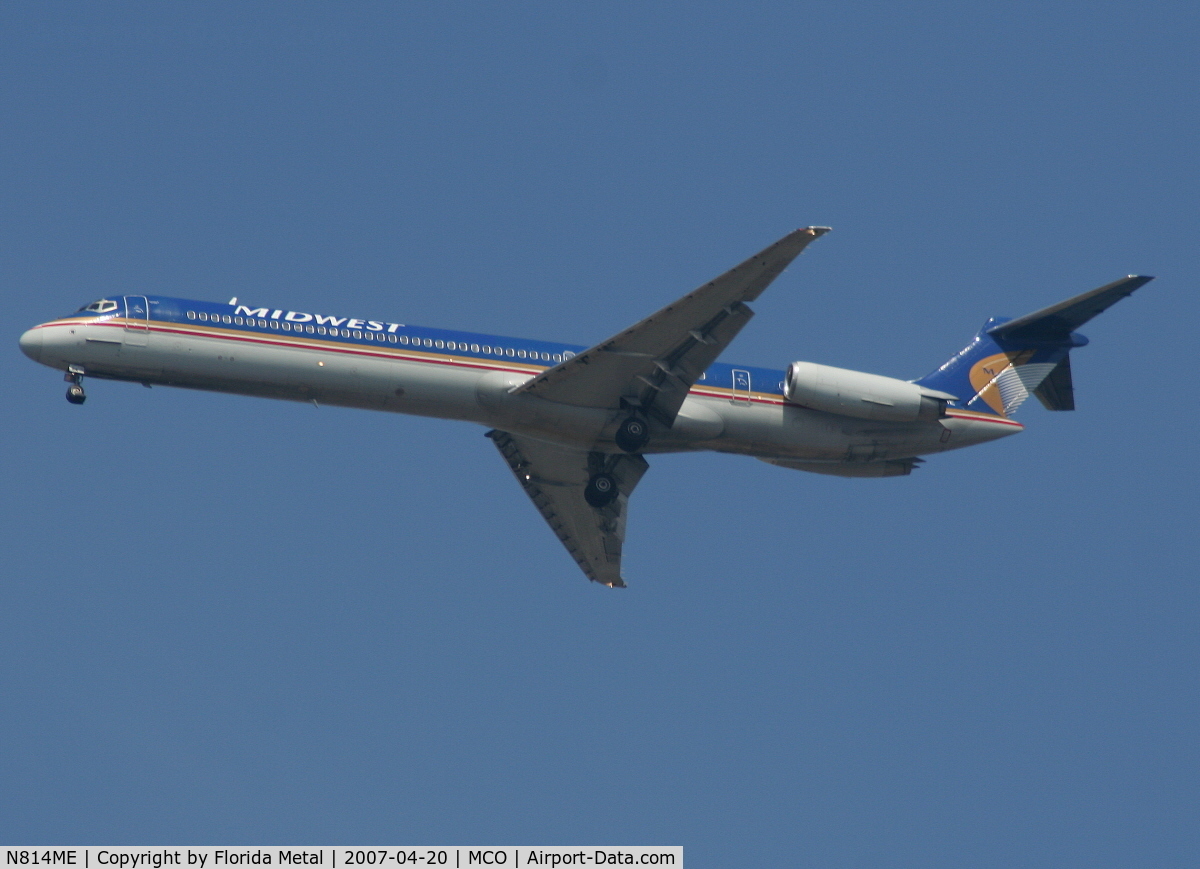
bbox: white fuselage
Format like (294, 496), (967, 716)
(20, 305), (1021, 468)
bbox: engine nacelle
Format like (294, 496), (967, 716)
(784, 361), (952, 422)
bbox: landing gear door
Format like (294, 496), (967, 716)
(123, 296), (150, 347)
(731, 369), (752, 404)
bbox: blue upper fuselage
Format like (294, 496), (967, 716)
(63, 295), (792, 398)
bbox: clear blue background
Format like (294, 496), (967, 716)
(3, 3), (1196, 866)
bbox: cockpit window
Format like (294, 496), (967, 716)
(77, 299), (120, 314)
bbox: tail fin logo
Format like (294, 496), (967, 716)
(968, 350), (1056, 416)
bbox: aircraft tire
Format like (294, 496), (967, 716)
(584, 472), (618, 508)
(615, 417), (649, 453)
(66, 385), (86, 405)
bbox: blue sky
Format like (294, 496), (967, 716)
(3, 3), (1197, 866)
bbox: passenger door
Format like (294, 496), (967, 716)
(123, 296), (150, 347)
(731, 369), (752, 404)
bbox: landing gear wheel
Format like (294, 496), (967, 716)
(584, 472), (619, 508)
(66, 384), (86, 405)
(615, 417), (649, 453)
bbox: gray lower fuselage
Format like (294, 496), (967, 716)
(23, 314), (1020, 466)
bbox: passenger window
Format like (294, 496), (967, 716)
(506, 348), (515, 357)
(353, 330), (362, 339)
(281, 322), (291, 331)
(222, 315), (232, 324)
(270, 321), (280, 329)
(553, 353), (563, 362)
(198, 312), (208, 321)
(342, 329), (351, 337)
(388, 334), (397, 343)
(316, 326), (326, 335)
(517, 349), (527, 358)
(259, 319), (268, 328)
(435, 340), (444, 349)
(187, 311), (195, 319)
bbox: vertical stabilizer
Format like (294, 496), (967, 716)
(917, 276), (1152, 416)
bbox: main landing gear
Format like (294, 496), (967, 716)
(584, 472), (619, 508)
(614, 416), (649, 453)
(64, 366), (86, 405)
(586, 415), (648, 507)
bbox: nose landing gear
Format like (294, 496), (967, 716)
(64, 366), (86, 405)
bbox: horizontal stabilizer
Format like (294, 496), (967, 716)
(988, 275), (1153, 341)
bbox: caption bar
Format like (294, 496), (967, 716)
(3, 849), (681, 869)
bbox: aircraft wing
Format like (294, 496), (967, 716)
(489, 430), (649, 587)
(513, 227), (830, 428)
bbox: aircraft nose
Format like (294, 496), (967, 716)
(19, 328), (42, 363)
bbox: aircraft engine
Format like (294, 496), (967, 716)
(784, 361), (952, 422)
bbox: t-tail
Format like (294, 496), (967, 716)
(916, 275), (1153, 416)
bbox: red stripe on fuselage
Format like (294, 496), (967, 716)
(944, 410), (1024, 428)
(43, 319), (1018, 422)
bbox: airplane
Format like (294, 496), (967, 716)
(19, 228), (1152, 587)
